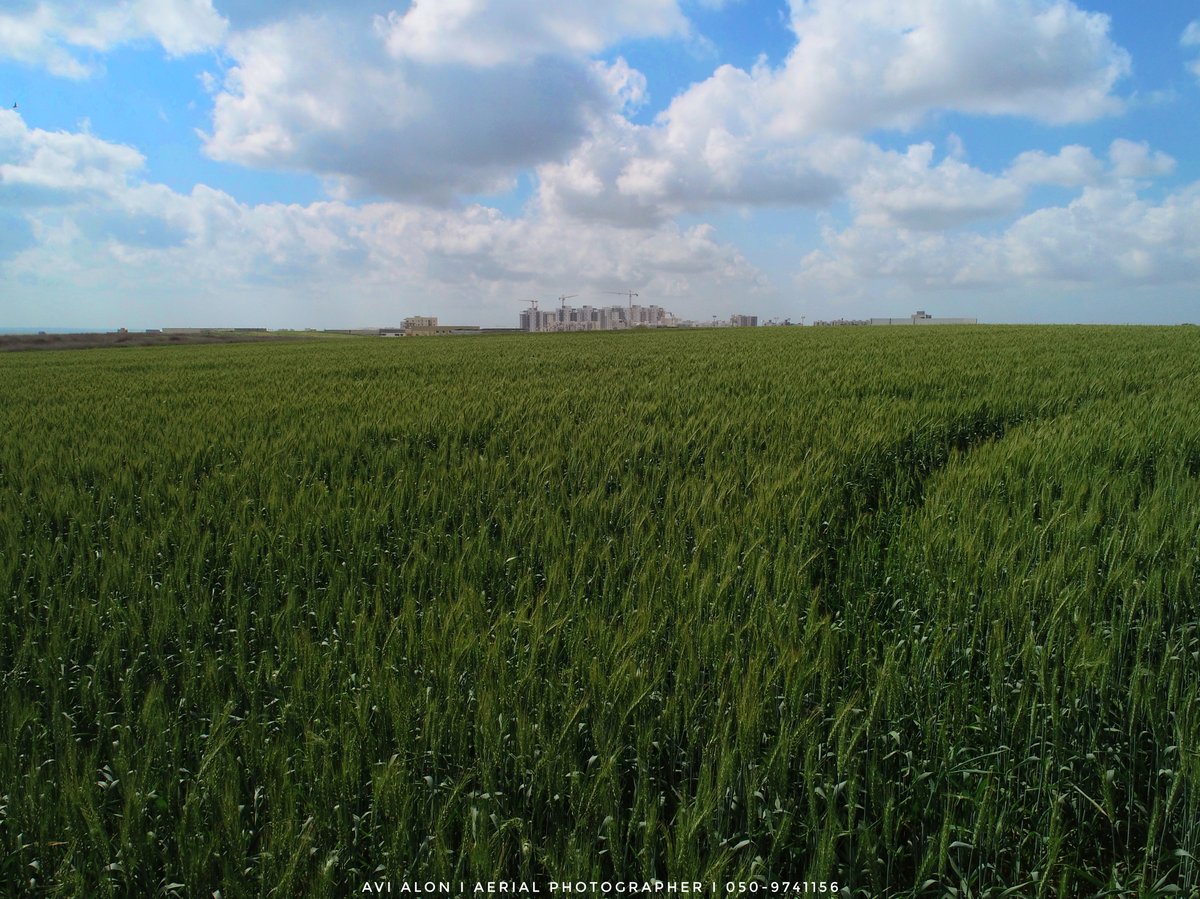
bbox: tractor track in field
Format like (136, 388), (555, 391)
(811, 403), (1050, 596)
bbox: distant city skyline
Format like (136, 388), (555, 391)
(517, 299), (759, 332)
(2, 2), (1200, 328)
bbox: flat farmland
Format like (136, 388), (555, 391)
(2, 326), (1199, 897)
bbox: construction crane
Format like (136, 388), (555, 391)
(557, 293), (578, 311)
(516, 299), (547, 332)
(605, 289), (638, 325)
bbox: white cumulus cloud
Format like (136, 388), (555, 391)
(1, 110), (761, 326)
(772, 0), (1130, 131)
(375, 0), (688, 67)
(1108, 139), (1176, 180)
(1183, 20), (1200, 81)
(0, 108), (145, 201)
(849, 143), (1025, 230)
(798, 180), (1200, 302)
(0, 0), (226, 77)
(202, 13), (613, 203)
(532, 0), (1131, 224)
(1008, 145), (1105, 188)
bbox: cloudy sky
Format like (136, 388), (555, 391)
(2, 0), (1199, 328)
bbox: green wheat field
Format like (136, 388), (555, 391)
(2, 326), (1199, 897)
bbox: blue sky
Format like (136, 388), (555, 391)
(2, 0), (1199, 328)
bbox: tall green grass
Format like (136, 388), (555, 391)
(1, 326), (1198, 897)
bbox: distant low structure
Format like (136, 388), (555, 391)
(730, 314), (758, 328)
(871, 310), (977, 326)
(401, 316), (481, 336)
(814, 310), (977, 326)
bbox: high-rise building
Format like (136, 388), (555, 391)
(518, 301), (759, 332)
